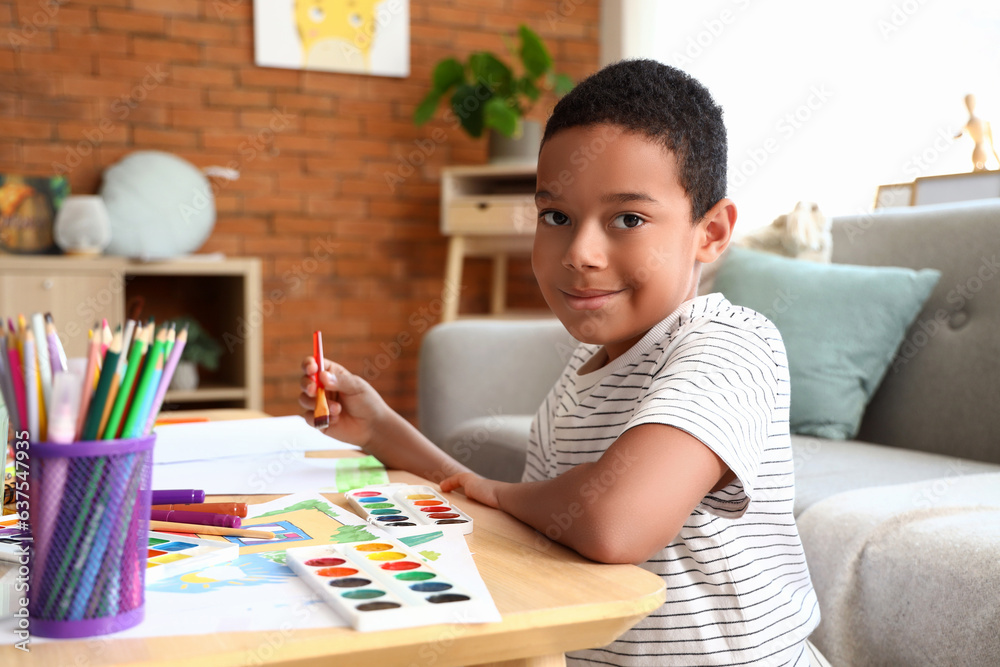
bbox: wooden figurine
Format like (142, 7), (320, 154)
(956, 94), (999, 171)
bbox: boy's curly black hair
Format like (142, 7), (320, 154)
(542, 59), (727, 223)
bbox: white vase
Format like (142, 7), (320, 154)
(488, 120), (541, 164)
(53, 195), (112, 256)
(169, 360), (199, 391)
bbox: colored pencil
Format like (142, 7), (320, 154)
(97, 322), (133, 439)
(5, 331), (27, 432)
(75, 328), (102, 440)
(45, 313), (68, 375)
(33, 370), (81, 613)
(0, 336), (20, 434)
(142, 325), (187, 436)
(102, 323), (148, 441)
(30, 313), (52, 419)
(99, 318), (112, 357)
(163, 323), (176, 360)
(81, 328), (122, 441)
(121, 327), (166, 439)
(67, 451), (140, 620)
(313, 330), (330, 430)
(23, 329), (39, 440)
(148, 521), (275, 540)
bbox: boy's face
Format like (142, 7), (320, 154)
(532, 124), (712, 361)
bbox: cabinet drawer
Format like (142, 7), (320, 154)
(0, 271), (123, 358)
(442, 196), (537, 235)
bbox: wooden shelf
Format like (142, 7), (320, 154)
(0, 255), (262, 411)
(440, 164), (543, 321)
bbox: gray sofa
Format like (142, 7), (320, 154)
(418, 199), (1000, 666)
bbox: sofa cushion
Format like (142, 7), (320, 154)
(714, 245), (940, 440)
(441, 415), (533, 483)
(797, 473), (1000, 666)
(791, 435), (1000, 516)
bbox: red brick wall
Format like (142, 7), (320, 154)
(0, 0), (599, 422)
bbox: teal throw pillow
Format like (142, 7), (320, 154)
(712, 246), (940, 440)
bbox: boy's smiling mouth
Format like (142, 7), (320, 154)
(560, 287), (624, 311)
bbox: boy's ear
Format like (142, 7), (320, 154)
(694, 198), (737, 264)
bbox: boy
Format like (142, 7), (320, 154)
(300, 59), (823, 665)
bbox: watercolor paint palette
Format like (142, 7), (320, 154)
(345, 483), (473, 537)
(145, 531), (239, 583)
(286, 539), (478, 632)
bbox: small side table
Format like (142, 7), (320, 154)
(440, 163), (537, 321)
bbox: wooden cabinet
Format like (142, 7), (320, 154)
(440, 163), (538, 321)
(0, 256), (262, 411)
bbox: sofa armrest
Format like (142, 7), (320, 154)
(417, 318), (575, 450)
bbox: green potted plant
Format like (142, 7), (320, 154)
(413, 24), (574, 162)
(168, 316), (223, 391)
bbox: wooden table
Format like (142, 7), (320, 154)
(6, 413), (665, 666)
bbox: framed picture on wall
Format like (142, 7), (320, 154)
(912, 171), (1000, 206)
(253, 0), (410, 77)
(873, 182), (914, 209)
(0, 174), (69, 254)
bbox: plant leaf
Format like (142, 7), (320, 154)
(518, 25), (552, 79)
(469, 52), (513, 97)
(413, 89), (442, 125)
(450, 84), (487, 137)
(432, 57), (465, 91)
(518, 76), (540, 102)
(553, 73), (575, 97)
(484, 96), (519, 137)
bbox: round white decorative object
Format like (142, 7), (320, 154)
(53, 195), (112, 256)
(99, 151), (215, 259)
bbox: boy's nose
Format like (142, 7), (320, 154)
(562, 224), (607, 270)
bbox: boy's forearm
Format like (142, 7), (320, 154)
(494, 463), (624, 562)
(363, 409), (473, 483)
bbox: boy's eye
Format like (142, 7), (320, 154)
(540, 211), (570, 226)
(611, 213), (645, 229)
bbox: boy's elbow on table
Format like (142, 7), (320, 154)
(566, 511), (665, 565)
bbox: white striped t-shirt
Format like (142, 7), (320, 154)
(523, 294), (820, 666)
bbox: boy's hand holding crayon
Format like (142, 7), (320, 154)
(299, 331), (476, 485)
(298, 353), (388, 449)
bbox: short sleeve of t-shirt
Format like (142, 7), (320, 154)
(624, 318), (781, 518)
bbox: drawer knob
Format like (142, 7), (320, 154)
(476, 202), (489, 210)
(42, 279), (54, 290)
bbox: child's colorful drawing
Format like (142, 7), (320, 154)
(253, 0), (409, 77)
